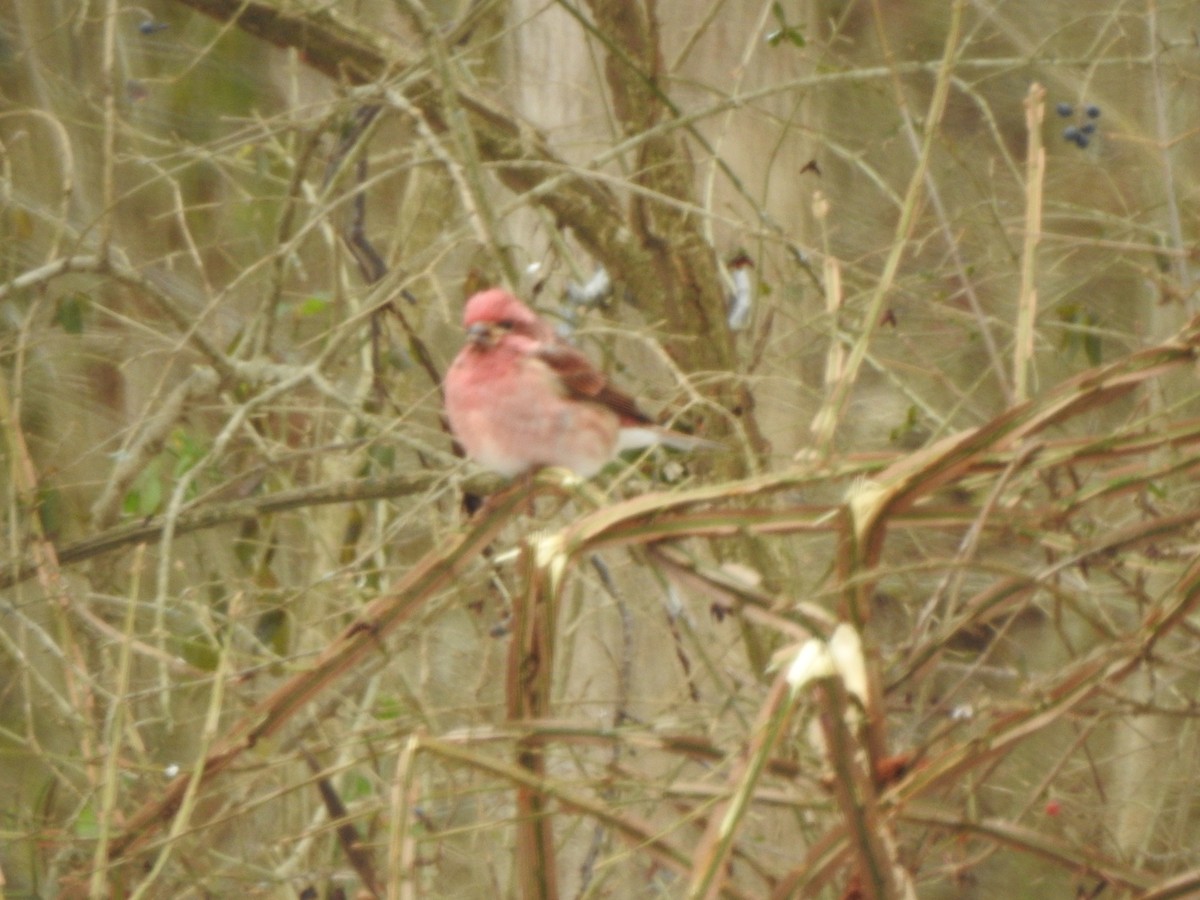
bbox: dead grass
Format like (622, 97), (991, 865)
(2, 0), (1199, 897)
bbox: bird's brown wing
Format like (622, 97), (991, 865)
(534, 340), (655, 425)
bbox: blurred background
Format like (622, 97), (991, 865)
(2, 0), (1199, 896)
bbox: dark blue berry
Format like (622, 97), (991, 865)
(139, 20), (168, 34)
(1056, 102), (1074, 118)
(1073, 132), (1090, 149)
(1080, 122), (1096, 135)
(1085, 104), (1101, 118)
(1063, 125), (1081, 142)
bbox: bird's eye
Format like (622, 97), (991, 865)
(496, 319), (515, 330)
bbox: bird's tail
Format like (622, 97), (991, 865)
(617, 425), (722, 453)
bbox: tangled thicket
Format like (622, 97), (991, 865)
(2, 1), (1199, 897)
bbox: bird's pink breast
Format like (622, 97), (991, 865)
(445, 345), (620, 477)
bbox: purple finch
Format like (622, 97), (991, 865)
(444, 289), (713, 478)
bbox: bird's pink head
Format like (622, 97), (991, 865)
(462, 289), (538, 329)
(461, 289), (546, 348)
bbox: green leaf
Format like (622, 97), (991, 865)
(169, 428), (206, 477)
(73, 801), (100, 839)
(767, 3), (804, 48)
(1056, 303), (1102, 364)
(36, 486), (65, 539)
(124, 461), (164, 517)
(53, 293), (88, 333)
(342, 772), (373, 802)
(296, 295), (331, 318)
(176, 631), (221, 671)
(369, 443), (396, 470)
(374, 695), (405, 721)
(254, 607), (291, 655)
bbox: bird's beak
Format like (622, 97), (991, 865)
(466, 322), (495, 347)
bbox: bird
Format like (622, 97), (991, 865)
(443, 288), (715, 478)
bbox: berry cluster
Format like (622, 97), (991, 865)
(1056, 102), (1101, 149)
